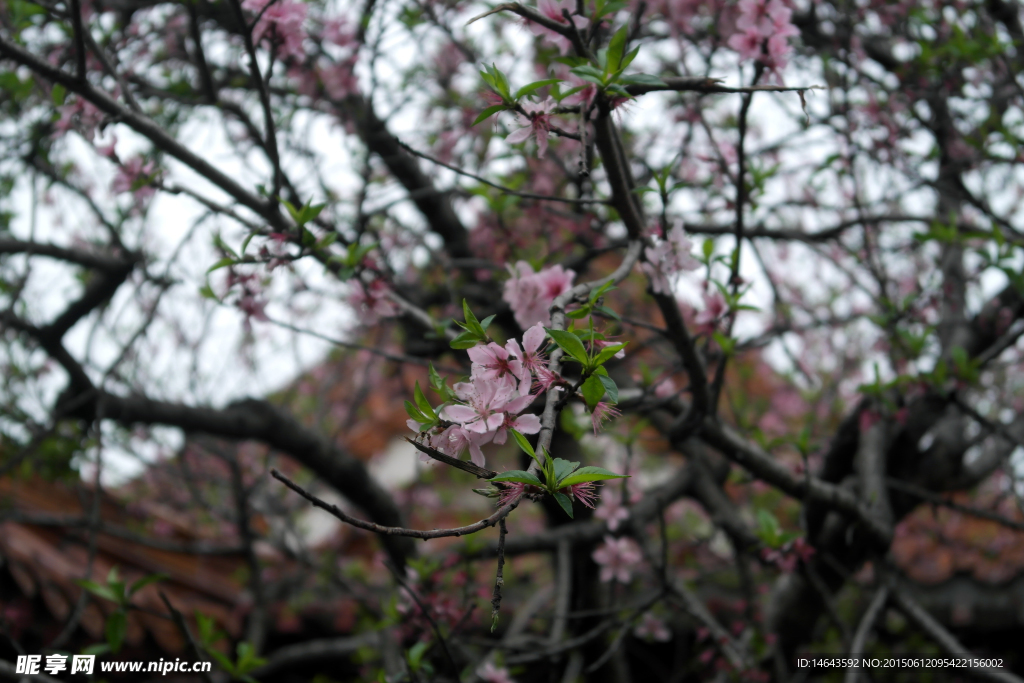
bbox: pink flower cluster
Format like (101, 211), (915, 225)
(760, 537), (815, 573)
(503, 262), (576, 329)
(242, 0), (308, 60)
(413, 324), (549, 466)
(727, 0), (800, 74)
(55, 98), (104, 140)
(111, 157), (158, 203)
(641, 224), (700, 295)
(592, 535), (643, 583)
(634, 612), (672, 642)
(531, 0), (589, 53)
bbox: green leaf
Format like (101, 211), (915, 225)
(462, 299), (482, 329)
(479, 314), (496, 332)
(592, 342), (627, 367)
(236, 641), (267, 672)
(407, 641), (430, 670)
(80, 643), (111, 656)
(206, 257), (236, 274)
(450, 331), (482, 349)
(546, 328), (589, 364)
(51, 83), (66, 106)
(570, 64), (606, 85)
(473, 104), (507, 126)
(580, 374), (606, 410)
(755, 508), (783, 547)
(552, 491), (574, 518)
(404, 400), (432, 427)
(509, 428), (538, 462)
(74, 579), (119, 603)
(552, 458), (579, 484)
(598, 375), (619, 404)
(427, 362), (446, 394)
(557, 466), (629, 488)
(607, 25), (628, 72)
(488, 470), (544, 487)
(128, 573), (169, 597)
(594, 305), (621, 322)
(106, 611), (127, 654)
(620, 46), (640, 71)
(514, 78), (561, 99)
(565, 305), (591, 319)
(413, 382), (436, 420)
(206, 648), (236, 676)
(618, 73), (667, 87)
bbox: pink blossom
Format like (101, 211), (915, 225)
(242, 0), (308, 60)
(320, 62), (357, 100)
(112, 157), (158, 202)
(568, 481), (598, 509)
(533, 366), (563, 394)
(591, 401), (621, 434)
(322, 17), (354, 47)
(492, 394), (541, 445)
(634, 612), (672, 642)
(506, 97), (556, 157)
(727, 27), (764, 62)
(348, 278), (399, 325)
(654, 378), (677, 399)
(477, 661), (516, 683)
(728, 0), (800, 74)
(495, 481), (527, 509)
(506, 323), (548, 374)
(425, 424), (493, 467)
(595, 497), (630, 531)
(695, 290), (727, 334)
(469, 342), (529, 393)
(736, 0), (788, 35)
(594, 339), (626, 360)
(503, 261), (576, 328)
(443, 379), (514, 435)
(55, 98), (104, 140)
(531, 0), (589, 52)
(592, 535), (643, 583)
(641, 224), (700, 295)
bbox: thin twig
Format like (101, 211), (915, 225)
(844, 585), (888, 683)
(490, 518), (508, 632)
(271, 468), (519, 539)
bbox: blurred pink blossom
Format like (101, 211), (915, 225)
(592, 535), (643, 583)
(243, 0), (308, 59)
(503, 262), (576, 328)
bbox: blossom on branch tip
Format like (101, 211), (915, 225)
(495, 481), (527, 508)
(595, 497), (630, 531)
(641, 224), (700, 295)
(242, 0), (308, 60)
(635, 612), (672, 642)
(348, 279), (398, 325)
(468, 343), (528, 393)
(592, 535), (643, 583)
(568, 481), (598, 509)
(506, 323), (548, 375)
(506, 97), (556, 158)
(443, 380), (513, 435)
(477, 661), (516, 683)
(591, 401), (621, 434)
